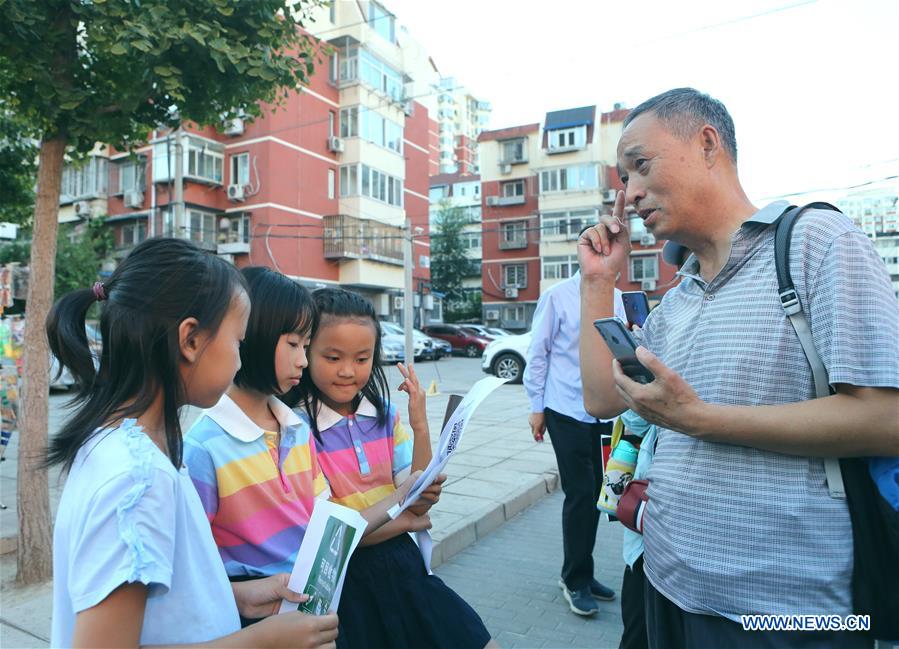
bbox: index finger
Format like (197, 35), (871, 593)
(317, 613), (339, 630)
(396, 362), (410, 379)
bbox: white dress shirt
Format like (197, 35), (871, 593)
(523, 273), (626, 423)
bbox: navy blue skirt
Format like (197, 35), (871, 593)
(336, 533), (491, 649)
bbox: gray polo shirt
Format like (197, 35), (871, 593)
(639, 201), (899, 620)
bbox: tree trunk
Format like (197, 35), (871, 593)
(16, 136), (66, 585)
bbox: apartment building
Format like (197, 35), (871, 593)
(837, 184), (899, 299)
(478, 106), (679, 331)
(58, 1), (462, 324)
(429, 172), (483, 303)
(434, 78), (491, 175)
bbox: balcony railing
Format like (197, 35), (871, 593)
(323, 214), (404, 265)
(499, 238), (528, 250)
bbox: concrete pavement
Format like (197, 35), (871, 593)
(0, 357), (626, 648)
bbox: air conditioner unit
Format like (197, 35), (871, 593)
(486, 196), (499, 207)
(641, 279), (656, 291)
(403, 100), (415, 116)
(604, 189), (618, 202)
(393, 296), (404, 310)
(485, 308), (500, 320)
(73, 201), (91, 216)
(327, 136), (344, 153)
(640, 233), (656, 246)
(500, 163), (512, 174)
(504, 287), (519, 299)
(227, 184), (246, 202)
(223, 118), (245, 136)
(124, 190), (144, 208)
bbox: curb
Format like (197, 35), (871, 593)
(430, 470), (559, 570)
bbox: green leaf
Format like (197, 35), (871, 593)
(110, 42), (127, 55)
(153, 66), (172, 76)
(131, 39), (152, 53)
(215, 6), (234, 16)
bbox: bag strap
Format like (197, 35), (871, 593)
(773, 202), (846, 499)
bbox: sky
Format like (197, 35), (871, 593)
(385, 0), (899, 204)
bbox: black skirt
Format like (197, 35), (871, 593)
(336, 533), (491, 649)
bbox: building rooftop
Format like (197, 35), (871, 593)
(477, 123), (540, 143)
(544, 105), (596, 130)
(429, 172), (481, 187)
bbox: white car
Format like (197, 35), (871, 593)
(380, 322), (437, 361)
(481, 332), (532, 384)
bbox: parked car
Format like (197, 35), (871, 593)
(430, 337), (452, 359)
(458, 324), (497, 341)
(380, 332), (406, 364)
(486, 327), (513, 337)
(421, 324), (491, 358)
(481, 332), (532, 384)
(380, 322), (438, 361)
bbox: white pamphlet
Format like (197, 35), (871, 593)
(278, 499), (367, 615)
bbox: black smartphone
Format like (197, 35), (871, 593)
(593, 318), (655, 384)
(621, 291), (651, 328)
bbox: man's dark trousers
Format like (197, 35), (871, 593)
(544, 407), (610, 591)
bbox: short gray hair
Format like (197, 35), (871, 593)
(623, 88), (737, 163)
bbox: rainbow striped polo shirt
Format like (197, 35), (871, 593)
(184, 394), (329, 577)
(308, 398), (413, 511)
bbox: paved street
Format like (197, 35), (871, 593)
(437, 489), (626, 649)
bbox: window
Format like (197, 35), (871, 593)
(230, 153), (249, 186)
(547, 125), (587, 151)
(429, 185), (448, 201)
(503, 263), (527, 288)
(340, 106), (402, 153)
(368, 1), (396, 43)
(630, 255), (659, 282)
(501, 221), (526, 247)
(340, 164), (402, 207)
(328, 169), (335, 200)
(329, 0), (336, 22)
(188, 209), (216, 246)
(153, 136), (224, 184)
(542, 209), (596, 237)
(503, 304), (525, 322)
(347, 48), (402, 101)
(60, 157), (108, 202)
(119, 218), (147, 249)
(222, 213), (251, 244)
(329, 111), (336, 137)
(539, 164), (598, 193)
(114, 158), (146, 195)
(160, 208), (175, 237)
(500, 138), (527, 164)
(501, 180), (525, 198)
(543, 255), (579, 279)
(460, 231), (481, 250)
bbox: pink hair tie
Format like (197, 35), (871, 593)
(92, 282), (107, 302)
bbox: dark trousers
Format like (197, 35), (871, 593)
(645, 578), (873, 649)
(620, 555), (648, 649)
(544, 408), (609, 591)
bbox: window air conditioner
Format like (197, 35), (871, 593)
(500, 163), (512, 174)
(124, 190), (144, 209)
(641, 280), (656, 291)
(393, 296), (404, 310)
(327, 136), (344, 153)
(486, 196), (499, 207)
(504, 287), (519, 299)
(403, 100), (415, 116)
(223, 118), (245, 136)
(640, 233), (656, 246)
(604, 189), (618, 202)
(74, 201), (91, 216)
(227, 184), (246, 202)
(485, 309), (500, 320)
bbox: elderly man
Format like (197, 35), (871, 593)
(524, 253), (625, 618)
(578, 88), (898, 647)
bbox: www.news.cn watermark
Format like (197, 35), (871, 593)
(741, 614), (871, 632)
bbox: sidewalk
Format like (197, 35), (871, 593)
(0, 359), (565, 646)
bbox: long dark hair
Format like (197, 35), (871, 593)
(46, 237), (246, 471)
(234, 266), (316, 395)
(298, 287), (390, 441)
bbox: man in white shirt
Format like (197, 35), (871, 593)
(524, 265), (626, 617)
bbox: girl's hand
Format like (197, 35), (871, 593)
(232, 573), (307, 619)
(398, 509), (432, 533)
(251, 610), (339, 649)
(407, 473), (445, 516)
(397, 362), (427, 430)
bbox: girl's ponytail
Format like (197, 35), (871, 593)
(46, 287), (100, 396)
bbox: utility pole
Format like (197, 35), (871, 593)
(403, 218), (414, 365)
(174, 128), (184, 239)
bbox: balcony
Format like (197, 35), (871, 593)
(499, 238), (528, 250)
(323, 214), (403, 265)
(486, 195), (526, 207)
